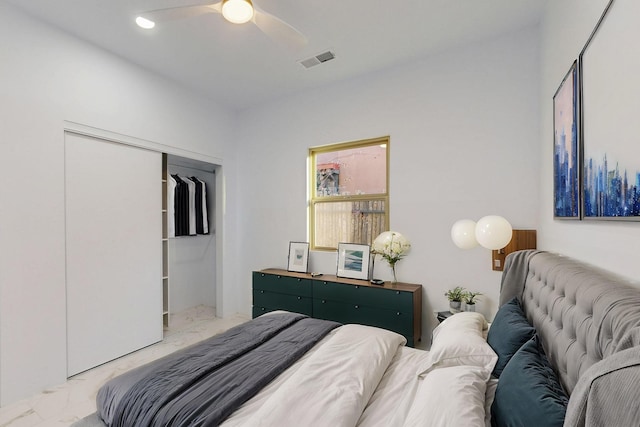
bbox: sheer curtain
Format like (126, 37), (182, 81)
(314, 202), (352, 248)
(314, 200), (386, 248)
(350, 200), (385, 245)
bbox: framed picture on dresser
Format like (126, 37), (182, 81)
(336, 243), (370, 280)
(287, 242), (309, 273)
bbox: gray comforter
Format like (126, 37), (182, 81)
(97, 312), (340, 427)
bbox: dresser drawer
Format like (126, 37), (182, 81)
(313, 299), (413, 339)
(313, 280), (413, 311)
(253, 271), (312, 297)
(253, 289), (313, 317)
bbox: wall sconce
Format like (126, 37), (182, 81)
(451, 215), (536, 271)
(450, 219), (479, 249)
(451, 215), (513, 250)
(490, 230), (537, 271)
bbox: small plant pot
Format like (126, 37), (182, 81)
(449, 301), (462, 313)
(465, 303), (476, 312)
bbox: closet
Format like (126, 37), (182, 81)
(65, 128), (219, 377)
(163, 154), (217, 325)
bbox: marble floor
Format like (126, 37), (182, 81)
(0, 306), (249, 427)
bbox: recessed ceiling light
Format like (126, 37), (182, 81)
(135, 16), (155, 29)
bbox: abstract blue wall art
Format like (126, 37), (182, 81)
(553, 61), (580, 219)
(580, 0), (640, 220)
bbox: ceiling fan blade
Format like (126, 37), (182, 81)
(139, 2), (222, 23)
(252, 8), (307, 51)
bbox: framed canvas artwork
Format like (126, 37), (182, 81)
(553, 61), (580, 219)
(580, 0), (640, 220)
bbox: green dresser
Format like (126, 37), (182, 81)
(252, 271), (313, 317)
(252, 269), (422, 347)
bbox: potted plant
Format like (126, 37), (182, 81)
(463, 291), (482, 312)
(444, 286), (466, 313)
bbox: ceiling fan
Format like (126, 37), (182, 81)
(135, 0), (308, 51)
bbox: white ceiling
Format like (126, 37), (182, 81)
(5, 0), (545, 111)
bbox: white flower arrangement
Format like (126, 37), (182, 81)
(372, 231), (411, 283)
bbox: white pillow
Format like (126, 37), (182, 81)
(418, 313), (496, 375)
(432, 312), (488, 341)
(403, 365), (488, 427)
(484, 378), (498, 427)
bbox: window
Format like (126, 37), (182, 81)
(309, 136), (389, 250)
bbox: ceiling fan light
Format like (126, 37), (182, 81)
(135, 16), (155, 29)
(222, 0), (254, 24)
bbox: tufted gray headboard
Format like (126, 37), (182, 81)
(500, 250), (640, 394)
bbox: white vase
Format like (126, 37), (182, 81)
(390, 263), (398, 285)
(465, 303), (476, 312)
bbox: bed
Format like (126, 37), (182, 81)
(76, 250), (640, 427)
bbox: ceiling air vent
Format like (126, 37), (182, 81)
(299, 51), (336, 69)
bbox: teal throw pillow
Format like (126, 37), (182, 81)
(490, 336), (568, 427)
(487, 297), (535, 377)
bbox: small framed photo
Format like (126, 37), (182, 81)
(287, 242), (309, 273)
(336, 243), (371, 280)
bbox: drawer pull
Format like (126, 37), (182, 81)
(395, 291), (400, 295)
(297, 296), (301, 300)
(261, 273), (265, 277)
(355, 305), (359, 309)
(297, 278), (301, 282)
(261, 307), (265, 311)
(260, 290), (264, 294)
(321, 300), (326, 304)
(277, 275), (281, 279)
(323, 281), (328, 285)
(355, 285), (359, 289)
(396, 312), (401, 316)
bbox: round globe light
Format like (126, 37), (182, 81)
(222, 0), (254, 24)
(450, 219), (478, 249)
(475, 215), (512, 250)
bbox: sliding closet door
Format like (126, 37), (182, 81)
(65, 132), (162, 376)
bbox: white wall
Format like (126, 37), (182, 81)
(538, 0), (640, 281)
(235, 26), (541, 346)
(0, 3), (238, 405)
